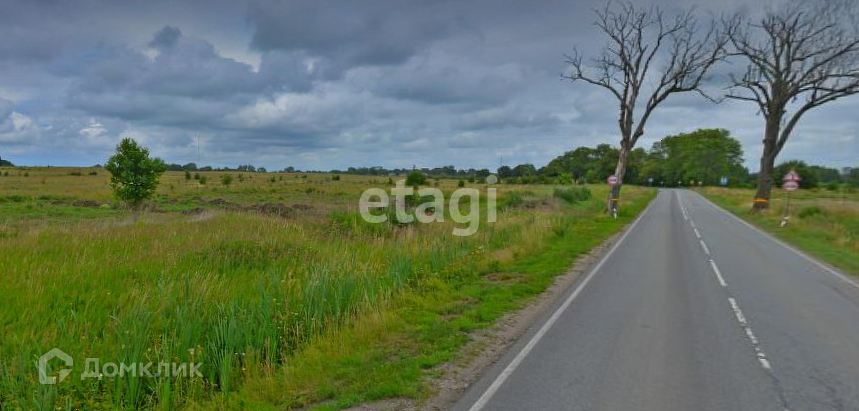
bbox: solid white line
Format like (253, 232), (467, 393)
(709, 260), (727, 287)
(690, 191), (859, 290)
(465, 194), (656, 411)
(700, 240), (711, 256)
(694, 228), (701, 239)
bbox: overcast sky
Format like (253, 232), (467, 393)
(0, 0), (857, 171)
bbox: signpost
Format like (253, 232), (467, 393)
(607, 175), (619, 218)
(781, 169), (801, 227)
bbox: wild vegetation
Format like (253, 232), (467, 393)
(0, 166), (653, 410)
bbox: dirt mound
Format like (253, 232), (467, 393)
(245, 203), (294, 218)
(72, 200), (103, 207)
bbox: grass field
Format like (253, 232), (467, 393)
(0, 166), (654, 410)
(700, 186), (859, 277)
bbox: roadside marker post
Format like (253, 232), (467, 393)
(781, 169), (800, 227)
(606, 175), (619, 217)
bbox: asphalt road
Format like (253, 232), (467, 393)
(452, 189), (859, 411)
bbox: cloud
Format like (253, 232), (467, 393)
(0, 0), (856, 170)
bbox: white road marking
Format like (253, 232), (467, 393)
(694, 228), (701, 239)
(464, 195), (656, 411)
(690, 220), (697, 228)
(690, 191), (859, 290)
(709, 260), (727, 287)
(699, 240), (711, 256)
(676, 191), (689, 220)
(728, 297), (773, 372)
(728, 298), (747, 325)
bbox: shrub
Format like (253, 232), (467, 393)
(88, 171), (98, 176)
(798, 205), (826, 219)
(194, 173), (200, 180)
(458, 180), (466, 188)
(503, 191), (524, 208)
(553, 187), (592, 203)
(185, 170), (192, 180)
(199, 176), (208, 185)
(405, 171), (427, 186)
(332, 174), (341, 181)
(221, 174), (233, 186)
(104, 138), (167, 209)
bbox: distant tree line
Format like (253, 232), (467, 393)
(335, 165), (493, 179)
(0, 150), (14, 167)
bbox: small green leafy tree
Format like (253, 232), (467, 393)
(104, 138), (167, 212)
(405, 171), (427, 186)
(221, 174), (233, 186)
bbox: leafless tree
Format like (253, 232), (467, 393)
(565, 2), (728, 203)
(726, 0), (859, 211)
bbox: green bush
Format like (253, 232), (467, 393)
(798, 205), (826, 219)
(503, 191), (524, 208)
(332, 174), (341, 181)
(405, 171), (427, 186)
(458, 180), (465, 188)
(221, 174), (233, 186)
(553, 187), (592, 204)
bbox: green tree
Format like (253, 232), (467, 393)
(221, 174), (233, 186)
(774, 160), (818, 189)
(405, 171), (427, 186)
(104, 138), (167, 212)
(654, 129), (746, 186)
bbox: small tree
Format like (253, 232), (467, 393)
(104, 138), (167, 214)
(405, 171), (427, 186)
(221, 174), (233, 186)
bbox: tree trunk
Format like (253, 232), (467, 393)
(752, 116), (782, 212)
(608, 144), (631, 210)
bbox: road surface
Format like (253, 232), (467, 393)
(453, 189), (859, 411)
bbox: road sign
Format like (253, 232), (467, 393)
(607, 175), (619, 186)
(720, 176), (728, 186)
(783, 169), (801, 182)
(783, 180), (799, 191)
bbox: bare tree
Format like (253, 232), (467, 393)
(565, 2), (728, 204)
(726, 0), (859, 211)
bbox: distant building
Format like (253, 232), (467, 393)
(843, 167), (853, 177)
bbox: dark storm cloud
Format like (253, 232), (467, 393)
(0, 0), (856, 170)
(246, 0), (469, 69)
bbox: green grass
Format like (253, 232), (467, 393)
(700, 187), (859, 277)
(0, 167), (655, 410)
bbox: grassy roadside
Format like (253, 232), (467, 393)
(699, 187), (859, 277)
(0, 167), (655, 410)
(211, 188), (656, 410)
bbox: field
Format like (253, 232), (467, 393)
(0, 167), (653, 410)
(700, 186), (859, 276)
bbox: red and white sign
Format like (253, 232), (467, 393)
(783, 180), (799, 191)
(607, 175), (619, 186)
(783, 169), (801, 182)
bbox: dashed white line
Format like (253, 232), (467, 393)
(728, 297), (773, 372)
(699, 240), (711, 256)
(693, 227), (701, 239)
(676, 191), (689, 220)
(709, 260), (727, 287)
(728, 298), (747, 325)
